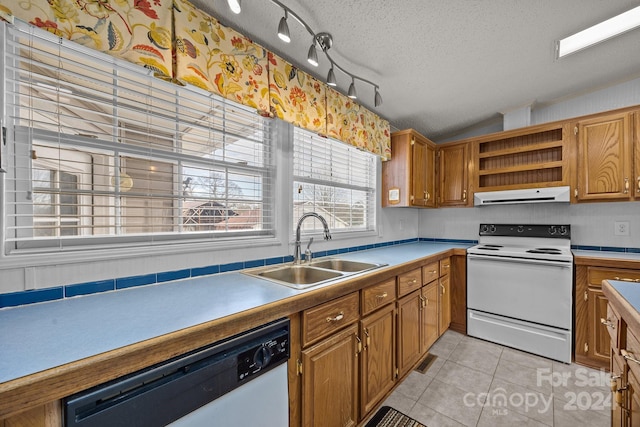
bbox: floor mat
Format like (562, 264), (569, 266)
(365, 406), (426, 427)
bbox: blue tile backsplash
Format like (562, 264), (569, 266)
(2, 238), (638, 309)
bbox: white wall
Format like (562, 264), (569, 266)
(418, 201), (639, 247)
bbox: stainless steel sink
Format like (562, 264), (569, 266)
(255, 265), (343, 287)
(243, 258), (387, 289)
(309, 259), (383, 273)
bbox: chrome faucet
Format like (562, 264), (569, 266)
(294, 212), (331, 264)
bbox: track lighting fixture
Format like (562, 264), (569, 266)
(270, 1), (381, 107)
(307, 37), (319, 66)
(227, 0), (241, 14)
(348, 78), (357, 99)
(277, 10), (290, 43)
(326, 66), (337, 87)
(374, 87), (383, 107)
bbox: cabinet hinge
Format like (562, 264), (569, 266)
(574, 126), (578, 135)
(395, 367), (399, 378)
(410, 195), (415, 202)
(584, 342), (589, 353)
(575, 188), (579, 199)
(410, 137), (415, 146)
(297, 359), (303, 376)
(584, 290), (588, 302)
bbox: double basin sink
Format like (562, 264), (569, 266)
(244, 258), (387, 289)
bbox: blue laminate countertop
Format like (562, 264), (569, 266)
(0, 242), (468, 385)
(608, 280), (640, 313)
(572, 250), (640, 262)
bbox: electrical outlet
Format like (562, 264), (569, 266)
(615, 221), (630, 236)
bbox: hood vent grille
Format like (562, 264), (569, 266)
(474, 186), (570, 206)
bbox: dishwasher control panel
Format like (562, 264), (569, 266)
(237, 330), (289, 381)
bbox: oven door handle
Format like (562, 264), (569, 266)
(467, 253), (572, 268)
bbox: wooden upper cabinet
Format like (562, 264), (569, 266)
(575, 111), (633, 201)
(382, 129), (436, 208)
(438, 142), (470, 207)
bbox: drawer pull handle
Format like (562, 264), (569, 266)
(600, 318), (616, 329)
(624, 177), (630, 194)
(441, 284), (446, 294)
(611, 375), (621, 392)
(622, 349), (640, 365)
(614, 277), (640, 283)
(376, 292), (388, 299)
(637, 176), (640, 192)
(326, 312), (344, 323)
(408, 279), (417, 284)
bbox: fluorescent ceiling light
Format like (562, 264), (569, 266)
(557, 5), (640, 58)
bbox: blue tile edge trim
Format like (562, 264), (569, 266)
(0, 237), (520, 309)
(572, 244), (640, 253)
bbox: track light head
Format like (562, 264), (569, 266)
(277, 10), (290, 43)
(307, 40), (319, 67)
(348, 78), (357, 99)
(227, 0), (241, 14)
(327, 67), (337, 86)
(374, 87), (383, 107)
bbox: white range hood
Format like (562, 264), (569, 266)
(474, 186), (571, 206)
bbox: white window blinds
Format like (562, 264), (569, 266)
(293, 127), (377, 234)
(2, 21), (274, 253)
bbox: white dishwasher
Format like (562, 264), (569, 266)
(64, 318), (289, 426)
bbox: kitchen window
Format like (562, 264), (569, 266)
(1, 21), (275, 254)
(293, 127), (377, 235)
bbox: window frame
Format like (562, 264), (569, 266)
(292, 127), (379, 240)
(0, 20), (278, 258)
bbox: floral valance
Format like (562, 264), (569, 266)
(2, 0), (390, 160)
(173, 0), (270, 114)
(268, 52), (326, 134)
(2, 0), (173, 78)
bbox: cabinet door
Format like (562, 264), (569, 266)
(611, 350), (626, 427)
(397, 290), (422, 377)
(302, 324), (359, 427)
(587, 287), (611, 365)
(438, 143), (469, 207)
(438, 275), (451, 336)
(635, 112), (640, 199)
(412, 138), (436, 207)
(629, 368), (640, 427)
(576, 112), (633, 201)
(360, 304), (396, 416)
(422, 281), (439, 352)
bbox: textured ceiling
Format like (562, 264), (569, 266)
(191, 0), (640, 141)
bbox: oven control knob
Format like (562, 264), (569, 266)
(489, 225), (496, 233)
(517, 226), (524, 233)
(481, 224), (489, 233)
(559, 226), (568, 235)
(253, 346), (272, 369)
(549, 226), (557, 235)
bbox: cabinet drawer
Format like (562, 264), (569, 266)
(397, 268), (422, 297)
(303, 292), (360, 347)
(422, 262), (439, 285)
(361, 277), (396, 316)
(624, 329), (640, 382)
(439, 257), (451, 277)
(603, 303), (624, 352)
(588, 267), (640, 287)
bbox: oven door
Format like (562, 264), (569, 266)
(467, 253), (572, 329)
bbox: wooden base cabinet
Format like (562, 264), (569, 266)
(360, 304), (396, 416)
(421, 281), (439, 352)
(301, 324), (360, 427)
(397, 289), (423, 377)
(575, 263), (640, 370)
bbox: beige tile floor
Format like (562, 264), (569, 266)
(381, 330), (612, 427)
